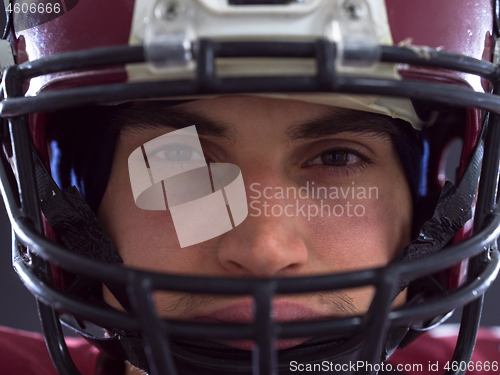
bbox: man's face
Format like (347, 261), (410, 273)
(98, 96), (412, 348)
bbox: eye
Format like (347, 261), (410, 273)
(308, 148), (363, 167)
(153, 143), (205, 162)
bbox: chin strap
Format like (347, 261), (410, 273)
(92, 332), (366, 375)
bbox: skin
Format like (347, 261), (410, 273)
(96, 96), (413, 374)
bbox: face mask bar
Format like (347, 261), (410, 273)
(2, 41), (500, 116)
(0, 40), (500, 375)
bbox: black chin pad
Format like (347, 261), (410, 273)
(40, 185), (122, 264)
(392, 181), (473, 297)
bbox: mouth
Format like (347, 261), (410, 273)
(193, 300), (330, 350)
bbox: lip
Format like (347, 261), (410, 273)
(193, 299), (329, 350)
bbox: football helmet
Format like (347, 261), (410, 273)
(0, 1), (499, 375)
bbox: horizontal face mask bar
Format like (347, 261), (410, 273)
(1, 41), (500, 118)
(10, 43), (500, 83)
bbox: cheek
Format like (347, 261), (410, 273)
(98, 147), (220, 275)
(117, 211), (179, 268)
(98, 166), (184, 272)
(301, 184), (412, 272)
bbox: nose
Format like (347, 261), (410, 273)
(217, 200), (309, 277)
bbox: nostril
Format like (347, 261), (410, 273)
(227, 260), (246, 274)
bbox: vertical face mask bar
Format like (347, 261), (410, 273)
(475, 78), (500, 233)
(253, 281), (277, 375)
(37, 300), (84, 375)
(128, 272), (178, 375)
(3, 66), (39, 230)
(197, 39), (216, 93)
(314, 39), (337, 92)
(358, 271), (398, 375)
(12, 239), (82, 375)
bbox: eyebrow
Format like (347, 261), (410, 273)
(115, 104), (236, 141)
(116, 103), (400, 142)
(285, 108), (400, 142)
